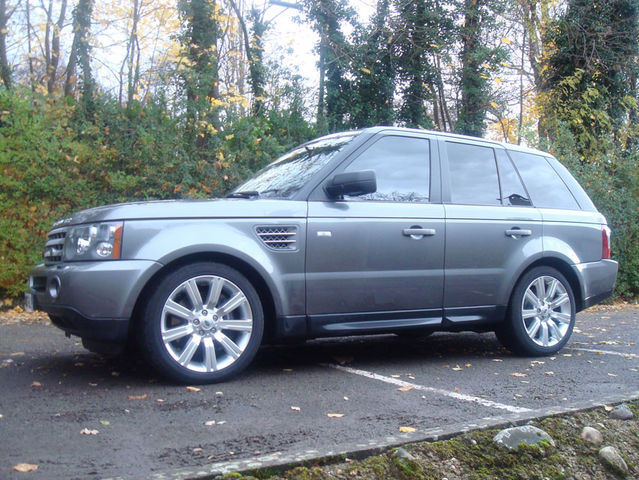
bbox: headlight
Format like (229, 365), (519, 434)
(65, 222), (123, 261)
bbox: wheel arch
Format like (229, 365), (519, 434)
(128, 252), (279, 344)
(510, 256), (584, 313)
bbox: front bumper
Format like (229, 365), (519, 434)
(29, 260), (162, 341)
(573, 259), (618, 311)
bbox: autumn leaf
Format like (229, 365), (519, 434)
(31, 381), (42, 387)
(327, 413), (344, 418)
(501, 37), (513, 44)
(399, 426), (416, 433)
(128, 394), (148, 400)
(360, 67), (371, 74)
(186, 386), (201, 392)
(291, 406), (301, 411)
(13, 463), (38, 473)
(205, 420), (216, 426)
(80, 428), (99, 435)
(397, 385), (413, 392)
(510, 373), (528, 377)
(100, 420), (110, 426)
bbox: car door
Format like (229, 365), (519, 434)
(441, 139), (543, 324)
(305, 132), (445, 335)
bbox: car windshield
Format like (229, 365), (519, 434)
(232, 133), (358, 199)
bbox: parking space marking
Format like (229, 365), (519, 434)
(568, 347), (637, 358)
(323, 363), (531, 414)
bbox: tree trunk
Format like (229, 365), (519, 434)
(0, 0), (12, 89)
(47, 0), (68, 94)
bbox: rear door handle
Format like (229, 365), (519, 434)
(403, 227), (436, 239)
(505, 228), (532, 238)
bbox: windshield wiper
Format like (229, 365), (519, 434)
(226, 191), (259, 199)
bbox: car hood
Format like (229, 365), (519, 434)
(53, 199), (308, 227)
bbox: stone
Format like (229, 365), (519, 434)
(493, 425), (555, 451)
(599, 446), (628, 475)
(580, 426), (603, 445)
(609, 404), (634, 420)
(393, 447), (416, 462)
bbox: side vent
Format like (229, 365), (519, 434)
(255, 226), (297, 251)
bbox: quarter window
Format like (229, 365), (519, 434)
(508, 151), (580, 210)
(446, 142), (500, 205)
(495, 149), (531, 206)
(343, 136), (430, 202)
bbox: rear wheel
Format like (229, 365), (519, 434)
(141, 262), (264, 383)
(496, 266), (575, 356)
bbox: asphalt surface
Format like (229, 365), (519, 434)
(0, 306), (637, 480)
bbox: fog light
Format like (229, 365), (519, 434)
(48, 277), (61, 299)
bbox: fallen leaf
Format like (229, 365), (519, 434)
(544, 371), (555, 376)
(74, 362), (84, 367)
(455, 387), (460, 392)
(452, 365), (463, 371)
(465, 363), (472, 368)
(408, 375), (415, 380)
(31, 381), (42, 387)
(100, 420), (110, 426)
(510, 373), (528, 377)
(13, 463), (38, 473)
(608, 373), (618, 377)
(80, 428), (99, 435)
(186, 386), (201, 392)
(215, 391), (223, 396)
(391, 374), (401, 378)
(343, 396), (349, 401)
(397, 385), (413, 392)
(205, 420), (216, 426)
(156, 398), (165, 403)
(562, 354), (572, 357)
(10, 352), (25, 357)
(291, 406), (301, 411)
(399, 426), (416, 433)
(604, 405), (614, 411)
(128, 394), (147, 400)
(327, 413), (344, 418)
(492, 359), (503, 362)
(217, 420), (227, 425)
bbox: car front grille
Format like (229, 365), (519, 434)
(255, 226), (298, 250)
(44, 228), (67, 265)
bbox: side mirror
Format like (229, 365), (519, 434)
(325, 170), (377, 199)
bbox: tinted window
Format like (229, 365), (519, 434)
(446, 142), (500, 205)
(495, 149), (531, 206)
(508, 151), (580, 210)
(344, 136), (429, 202)
(235, 134), (356, 199)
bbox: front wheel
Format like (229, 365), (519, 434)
(141, 262), (264, 383)
(496, 266), (575, 356)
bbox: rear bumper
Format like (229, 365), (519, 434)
(29, 259), (162, 341)
(573, 259), (618, 311)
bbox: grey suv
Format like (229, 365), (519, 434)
(28, 127), (618, 383)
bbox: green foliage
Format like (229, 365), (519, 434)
(541, 0), (639, 155)
(348, 0), (395, 128)
(456, 0), (507, 137)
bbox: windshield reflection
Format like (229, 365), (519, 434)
(234, 134), (357, 199)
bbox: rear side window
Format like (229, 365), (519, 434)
(344, 136), (430, 202)
(446, 142), (500, 205)
(495, 149), (531, 206)
(508, 151), (580, 210)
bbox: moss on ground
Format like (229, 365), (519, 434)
(222, 401), (639, 480)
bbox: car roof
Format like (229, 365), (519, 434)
(359, 126), (551, 158)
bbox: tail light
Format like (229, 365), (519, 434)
(602, 225), (611, 259)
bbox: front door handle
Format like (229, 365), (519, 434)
(403, 227), (436, 239)
(505, 228), (532, 239)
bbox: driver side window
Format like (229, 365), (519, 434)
(343, 136), (430, 203)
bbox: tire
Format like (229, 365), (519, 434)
(141, 262), (264, 384)
(496, 266), (575, 356)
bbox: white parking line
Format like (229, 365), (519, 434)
(568, 347), (637, 358)
(323, 363), (531, 414)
